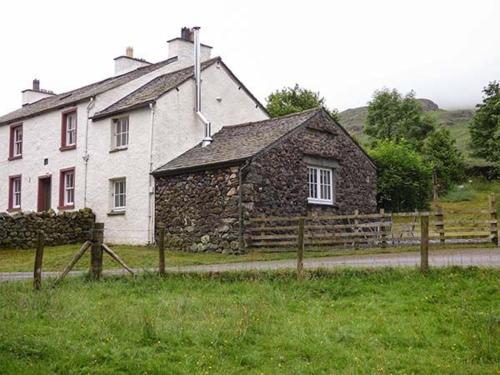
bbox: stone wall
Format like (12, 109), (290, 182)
(242, 110), (377, 220)
(154, 111), (377, 253)
(154, 166), (241, 253)
(0, 208), (95, 249)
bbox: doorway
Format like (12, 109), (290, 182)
(38, 176), (52, 212)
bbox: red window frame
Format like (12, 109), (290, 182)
(58, 167), (75, 210)
(8, 123), (23, 160)
(60, 109), (77, 151)
(8, 174), (22, 211)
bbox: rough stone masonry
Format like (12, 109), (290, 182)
(154, 109), (377, 253)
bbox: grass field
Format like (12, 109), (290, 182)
(0, 268), (498, 374)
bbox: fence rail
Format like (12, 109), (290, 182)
(245, 195), (499, 251)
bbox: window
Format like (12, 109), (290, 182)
(61, 110), (77, 150)
(111, 178), (126, 211)
(8, 175), (22, 210)
(113, 117), (129, 149)
(307, 166), (334, 205)
(9, 124), (23, 159)
(59, 168), (75, 208)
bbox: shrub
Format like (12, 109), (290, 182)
(369, 140), (433, 211)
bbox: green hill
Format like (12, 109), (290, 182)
(338, 99), (485, 166)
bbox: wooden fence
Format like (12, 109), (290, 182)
(245, 195), (498, 251)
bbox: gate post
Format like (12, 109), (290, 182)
(490, 194), (498, 246)
(90, 223), (104, 280)
(420, 214), (429, 273)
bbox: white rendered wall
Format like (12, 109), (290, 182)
(0, 102), (88, 215)
(152, 62), (268, 170)
(0, 59), (268, 245)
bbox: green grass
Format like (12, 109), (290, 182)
(0, 243), (432, 273)
(0, 268), (498, 374)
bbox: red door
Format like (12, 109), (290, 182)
(37, 176), (52, 212)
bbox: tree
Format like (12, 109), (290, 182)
(369, 140), (433, 211)
(365, 88), (435, 148)
(266, 84), (338, 120)
(421, 128), (465, 195)
(469, 81), (500, 163)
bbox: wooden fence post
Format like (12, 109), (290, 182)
(158, 224), (166, 276)
(297, 218), (305, 279)
(90, 223), (104, 280)
(420, 214), (429, 273)
(435, 205), (445, 245)
(33, 230), (44, 290)
(379, 208), (387, 248)
(490, 194), (498, 246)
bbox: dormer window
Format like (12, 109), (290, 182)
(61, 109), (77, 150)
(9, 124), (23, 160)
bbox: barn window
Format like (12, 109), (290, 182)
(307, 166), (334, 205)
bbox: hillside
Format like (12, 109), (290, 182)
(339, 99), (481, 164)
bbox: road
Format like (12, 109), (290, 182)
(1, 248), (499, 283)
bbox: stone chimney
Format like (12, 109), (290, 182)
(114, 47), (151, 76)
(22, 79), (55, 106)
(167, 27), (212, 62)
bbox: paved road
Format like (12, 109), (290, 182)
(1, 248), (499, 283)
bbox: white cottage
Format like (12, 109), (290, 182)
(0, 27), (268, 244)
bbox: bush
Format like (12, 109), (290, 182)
(369, 140), (433, 211)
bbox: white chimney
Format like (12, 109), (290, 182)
(168, 27), (212, 62)
(22, 79), (55, 106)
(114, 47), (151, 76)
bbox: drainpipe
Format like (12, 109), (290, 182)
(192, 26), (212, 147)
(83, 97), (95, 208)
(148, 102), (156, 244)
(238, 160), (251, 250)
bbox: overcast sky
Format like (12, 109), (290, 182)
(1, 0), (499, 116)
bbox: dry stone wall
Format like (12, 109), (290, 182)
(0, 208), (95, 249)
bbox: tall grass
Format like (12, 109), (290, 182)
(0, 268), (498, 374)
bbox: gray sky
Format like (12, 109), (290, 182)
(1, 0), (499, 116)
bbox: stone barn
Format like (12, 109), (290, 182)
(153, 108), (377, 252)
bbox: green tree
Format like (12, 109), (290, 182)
(365, 88), (435, 148)
(421, 128), (465, 195)
(266, 84), (338, 120)
(369, 140), (433, 211)
(470, 81), (500, 163)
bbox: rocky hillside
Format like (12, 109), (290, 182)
(339, 99), (477, 163)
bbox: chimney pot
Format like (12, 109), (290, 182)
(126, 46), (134, 58)
(33, 79), (40, 91)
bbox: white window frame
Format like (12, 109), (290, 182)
(12, 177), (21, 208)
(64, 171), (75, 206)
(307, 166), (334, 205)
(14, 126), (23, 157)
(111, 178), (126, 211)
(66, 112), (77, 146)
(113, 117), (129, 149)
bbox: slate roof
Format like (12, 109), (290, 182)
(153, 108), (322, 176)
(0, 57), (178, 126)
(92, 57), (220, 120)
